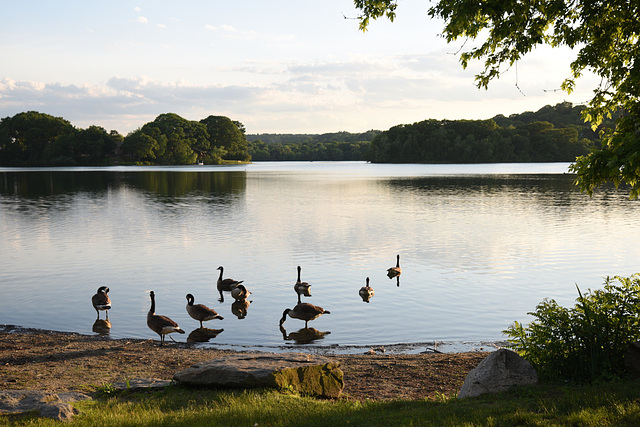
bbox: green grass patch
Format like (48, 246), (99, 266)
(3, 381), (640, 426)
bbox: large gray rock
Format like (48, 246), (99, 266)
(458, 349), (538, 398)
(0, 390), (91, 421)
(173, 352), (344, 398)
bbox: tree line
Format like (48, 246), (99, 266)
(367, 102), (599, 163)
(0, 102), (600, 166)
(246, 131), (379, 161)
(0, 111), (251, 167)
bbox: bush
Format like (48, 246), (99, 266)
(504, 274), (640, 382)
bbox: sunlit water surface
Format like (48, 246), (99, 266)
(1, 162), (639, 353)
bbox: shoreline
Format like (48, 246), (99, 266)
(0, 324), (491, 400)
(0, 324), (507, 355)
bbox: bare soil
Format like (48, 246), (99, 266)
(0, 328), (488, 401)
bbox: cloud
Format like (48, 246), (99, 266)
(136, 16), (148, 24)
(0, 51), (596, 135)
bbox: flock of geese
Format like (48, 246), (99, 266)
(91, 255), (402, 346)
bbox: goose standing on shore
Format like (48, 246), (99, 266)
(216, 266), (243, 302)
(91, 286), (111, 320)
(279, 303), (330, 329)
(147, 291), (184, 346)
(186, 293), (224, 328)
(294, 266), (312, 303)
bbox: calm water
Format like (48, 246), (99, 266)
(1, 162), (639, 353)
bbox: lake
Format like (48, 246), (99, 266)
(1, 162), (639, 354)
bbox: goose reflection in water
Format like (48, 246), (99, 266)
(231, 299), (252, 319)
(279, 325), (330, 344)
(92, 319), (111, 335)
(187, 327), (224, 343)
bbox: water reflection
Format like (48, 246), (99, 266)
(280, 325), (331, 344)
(187, 327), (224, 343)
(0, 170), (247, 198)
(2, 163), (640, 349)
(0, 170), (247, 216)
(92, 319), (111, 335)
(231, 300), (252, 319)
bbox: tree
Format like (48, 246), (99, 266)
(121, 113), (208, 165)
(200, 116), (250, 161)
(353, 0), (640, 197)
(0, 111), (75, 166)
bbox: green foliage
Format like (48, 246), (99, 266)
(0, 112), (120, 166)
(354, 0), (640, 197)
(200, 115), (250, 161)
(368, 103), (594, 163)
(504, 274), (640, 382)
(245, 131), (378, 161)
(120, 113), (249, 165)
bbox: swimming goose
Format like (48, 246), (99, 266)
(216, 266), (243, 301)
(147, 291), (185, 346)
(279, 303), (330, 328)
(186, 293), (224, 328)
(359, 277), (374, 302)
(294, 266), (312, 303)
(231, 284), (251, 301)
(387, 254), (402, 279)
(91, 286), (111, 319)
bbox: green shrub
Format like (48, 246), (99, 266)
(504, 274), (640, 382)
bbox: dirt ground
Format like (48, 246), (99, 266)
(0, 327), (489, 401)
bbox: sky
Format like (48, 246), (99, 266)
(0, 0), (599, 136)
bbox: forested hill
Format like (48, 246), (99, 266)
(246, 130), (380, 161)
(367, 102), (600, 163)
(0, 102), (601, 166)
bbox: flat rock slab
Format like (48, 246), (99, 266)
(112, 378), (173, 391)
(173, 352), (344, 398)
(0, 390), (91, 421)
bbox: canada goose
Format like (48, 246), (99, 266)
(359, 277), (374, 302)
(91, 286), (111, 319)
(147, 291), (185, 346)
(230, 284), (251, 301)
(216, 266), (243, 301)
(387, 254), (402, 279)
(186, 293), (223, 328)
(279, 303), (330, 328)
(294, 266), (312, 303)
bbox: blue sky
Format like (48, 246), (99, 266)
(0, 0), (598, 135)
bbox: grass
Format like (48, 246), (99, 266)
(3, 381), (640, 426)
